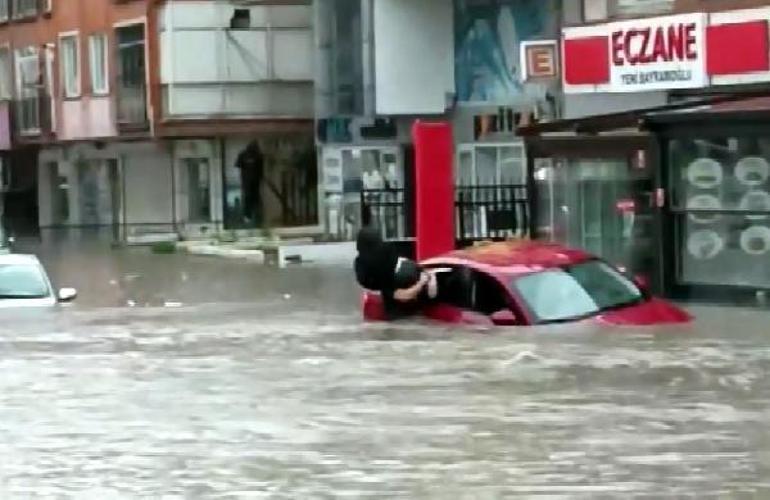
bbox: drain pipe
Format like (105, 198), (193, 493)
(313, 0), (333, 119)
(361, 0), (375, 117)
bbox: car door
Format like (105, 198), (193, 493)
(422, 264), (519, 325)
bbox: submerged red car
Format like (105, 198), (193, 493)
(362, 240), (692, 327)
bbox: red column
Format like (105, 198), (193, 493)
(412, 120), (454, 261)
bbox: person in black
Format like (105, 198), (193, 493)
(354, 226), (437, 319)
(236, 141), (264, 224)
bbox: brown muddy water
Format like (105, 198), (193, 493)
(0, 239), (768, 498)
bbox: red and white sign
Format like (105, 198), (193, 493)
(564, 13), (707, 93)
(520, 40), (559, 82)
(616, 199), (636, 214)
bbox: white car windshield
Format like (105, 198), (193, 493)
(0, 264), (50, 299)
(513, 260), (643, 324)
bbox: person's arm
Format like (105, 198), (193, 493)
(393, 272), (429, 302)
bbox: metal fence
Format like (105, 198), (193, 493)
(360, 183), (530, 245)
(361, 187), (410, 241)
(455, 184), (529, 244)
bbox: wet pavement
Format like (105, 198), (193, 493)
(0, 238), (769, 497)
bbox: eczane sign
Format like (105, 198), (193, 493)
(563, 13), (708, 93)
(610, 14), (706, 91)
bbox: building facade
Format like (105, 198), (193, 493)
(0, 0), (318, 245)
(314, 0), (561, 242)
(525, 0), (770, 302)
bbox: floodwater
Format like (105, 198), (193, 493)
(1, 237), (769, 498)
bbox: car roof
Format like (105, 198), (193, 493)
(0, 253), (42, 266)
(422, 240), (594, 276)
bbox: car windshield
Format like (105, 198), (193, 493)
(0, 263), (50, 299)
(512, 260), (643, 324)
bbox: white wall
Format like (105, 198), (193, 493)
(374, 0), (454, 115)
(159, 1), (314, 118)
(563, 92), (668, 119)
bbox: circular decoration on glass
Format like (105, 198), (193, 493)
(740, 226), (770, 256)
(687, 229), (724, 260)
(739, 190), (770, 221)
(735, 156), (770, 187)
(687, 158), (723, 190)
(686, 194), (721, 224)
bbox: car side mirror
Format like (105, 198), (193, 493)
(490, 309), (518, 326)
(58, 287), (77, 303)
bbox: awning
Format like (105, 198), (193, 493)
(517, 93), (770, 136)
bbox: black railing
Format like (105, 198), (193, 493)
(278, 166), (318, 227)
(456, 184), (529, 244)
(360, 183), (531, 246)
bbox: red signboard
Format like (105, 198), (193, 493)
(562, 10), (770, 93)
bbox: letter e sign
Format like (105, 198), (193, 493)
(521, 41), (558, 82)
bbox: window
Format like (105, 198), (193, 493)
(669, 136), (770, 288)
(59, 34), (80, 98)
(513, 260), (642, 324)
(0, 0), (8, 22)
(615, 0), (673, 18)
(14, 46), (40, 133)
(115, 24), (146, 124)
(582, 0), (609, 22)
(0, 47), (11, 100)
(88, 34), (108, 95)
(11, 0), (37, 19)
(432, 266), (511, 316)
(0, 264), (50, 299)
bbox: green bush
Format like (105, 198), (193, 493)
(151, 241), (177, 254)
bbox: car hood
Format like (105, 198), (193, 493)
(0, 297), (57, 308)
(593, 298), (692, 326)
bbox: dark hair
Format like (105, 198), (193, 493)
(356, 226), (383, 253)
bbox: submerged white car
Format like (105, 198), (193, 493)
(0, 254), (77, 308)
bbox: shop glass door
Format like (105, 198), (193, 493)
(535, 156), (657, 278)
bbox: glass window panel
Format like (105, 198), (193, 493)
(476, 147), (497, 185)
(60, 35), (79, 98)
(0, 48), (11, 99)
(499, 145), (525, 184)
(89, 34), (108, 95)
(678, 213), (770, 287)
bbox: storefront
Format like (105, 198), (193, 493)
(518, 7), (770, 303)
(222, 134), (318, 233)
(523, 95), (770, 304)
(650, 100), (770, 303)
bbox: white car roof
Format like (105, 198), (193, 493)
(0, 254), (42, 266)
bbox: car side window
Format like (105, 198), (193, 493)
(431, 265), (510, 315)
(470, 271), (510, 315)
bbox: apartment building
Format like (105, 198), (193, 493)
(0, 0), (317, 244)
